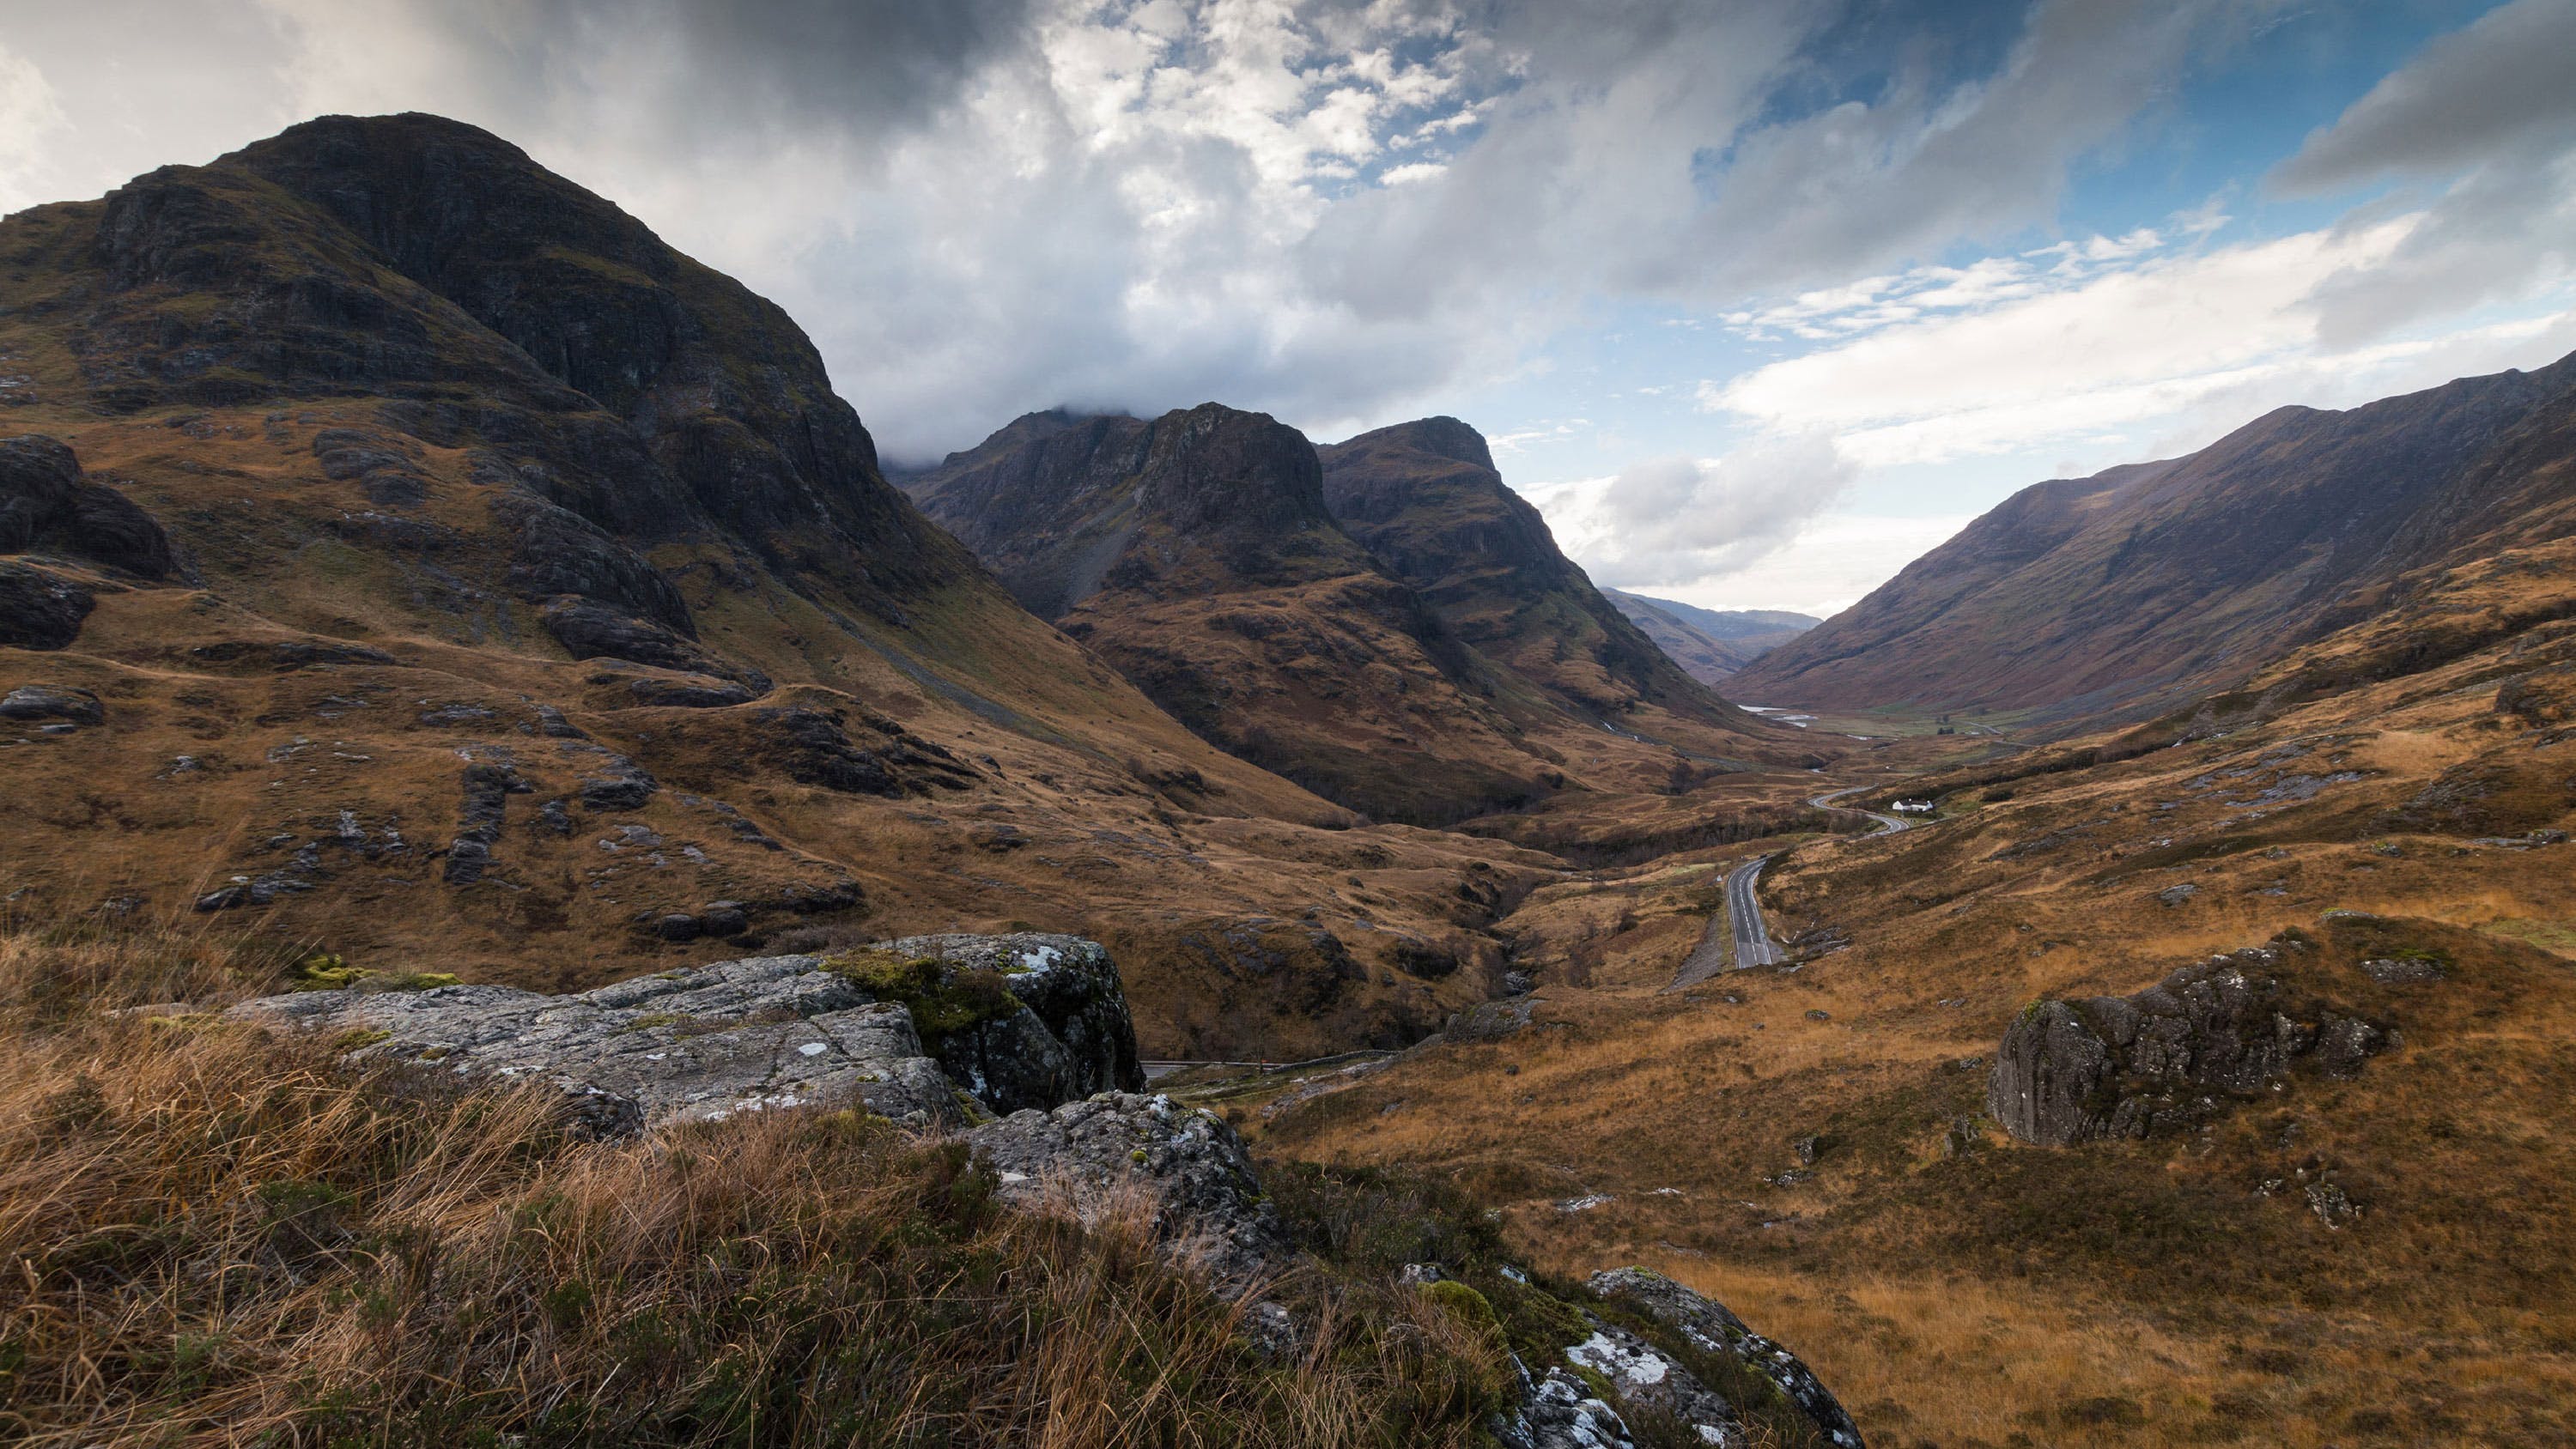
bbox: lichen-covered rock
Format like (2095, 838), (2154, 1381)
(228, 955), (963, 1129)
(881, 932), (1144, 1112)
(1589, 1267), (1866, 1448)
(963, 1091), (1291, 1292)
(226, 935), (1151, 1136)
(1565, 1324), (1744, 1446)
(1491, 1367), (1637, 1449)
(1989, 948), (2391, 1146)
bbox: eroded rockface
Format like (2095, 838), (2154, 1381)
(1989, 946), (2391, 1146)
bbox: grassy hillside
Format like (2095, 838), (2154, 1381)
(1244, 532), (2576, 1446)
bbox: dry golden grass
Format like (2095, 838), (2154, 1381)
(1254, 567), (2576, 1446)
(0, 920), (1514, 1447)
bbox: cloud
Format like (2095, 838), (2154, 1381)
(1548, 433), (1858, 590)
(0, 41), (70, 215)
(1699, 213), (2576, 470)
(2272, 0), (2576, 191)
(1643, 513), (1975, 621)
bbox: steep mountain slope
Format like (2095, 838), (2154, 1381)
(1316, 420), (1765, 751)
(902, 408), (1801, 825)
(0, 113), (1552, 1056)
(1734, 353), (2576, 727)
(1601, 589), (1817, 683)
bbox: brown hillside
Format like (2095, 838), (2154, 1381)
(0, 113), (1571, 1058)
(1735, 353), (2576, 729)
(1246, 529), (2576, 1446)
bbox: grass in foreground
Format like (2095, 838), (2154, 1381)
(0, 919), (1510, 1447)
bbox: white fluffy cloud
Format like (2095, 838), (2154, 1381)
(1539, 433), (1859, 591)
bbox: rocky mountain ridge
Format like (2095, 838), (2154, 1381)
(1733, 351), (2576, 727)
(902, 406), (1799, 824)
(0, 112), (1591, 1060)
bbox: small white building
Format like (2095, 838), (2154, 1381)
(1892, 799), (1936, 814)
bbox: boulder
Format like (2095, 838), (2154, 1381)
(0, 561), (96, 650)
(0, 684), (104, 725)
(1588, 1267), (1866, 1448)
(226, 934), (1148, 1131)
(833, 933), (1144, 1115)
(963, 1091), (1292, 1292)
(0, 434), (173, 578)
(1989, 948), (2391, 1146)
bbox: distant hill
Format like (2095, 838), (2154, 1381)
(1730, 352), (2576, 727)
(900, 409), (1796, 824)
(1600, 590), (1817, 684)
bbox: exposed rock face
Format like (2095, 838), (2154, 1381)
(1492, 1368), (1641, 1449)
(963, 1091), (1291, 1290)
(885, 933), (1145, 1110)
(1989, 948), (2391, 1146)
(1589, 1267), (1866, 1448)
(899, 404), (1557, 824)
(0, 434), (173, 579)
(1318, 419), (1753, 733)
(227, 933), (1143, 1130)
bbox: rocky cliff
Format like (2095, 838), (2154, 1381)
(903, 408), (1804, 823)
(1319, 420), (1768, 749)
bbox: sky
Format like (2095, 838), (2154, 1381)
(4, 1), (2574, 616)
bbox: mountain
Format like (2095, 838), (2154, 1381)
(1600, 589), (1818, 684)
(0, 113), (1557, 1057)
(1731, 353), (2576, 727)
(1315, 419), (1771, 743)
(900, 409), (1799, 826)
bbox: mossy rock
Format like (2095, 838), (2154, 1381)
(1421, 1278), (1501, 1332)
(825, 949), (1023, 1046)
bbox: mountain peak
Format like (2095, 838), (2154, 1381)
(1340, 416), (1495, 472)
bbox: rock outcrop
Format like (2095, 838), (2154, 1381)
(964, 1091), (1291, 1290)
(0, 434), (173, 579)
(228, 932), (1144, 1130)
(1989, 948), (2391, 1146)
(1484, 1267), (1864, 1449)
(1589, 1267), (1865, 1448)
(1319, 419), (1756, 735)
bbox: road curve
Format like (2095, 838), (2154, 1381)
(1668, 785), (1920, 991)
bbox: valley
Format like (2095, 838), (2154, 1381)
(6, 100), (2574, 1449)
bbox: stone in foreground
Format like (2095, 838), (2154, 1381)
(228, 932), (1140, 1131)
(963, 1090), (1293, 1291)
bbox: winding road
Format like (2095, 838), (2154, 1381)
(1667, 785), (1916, 991)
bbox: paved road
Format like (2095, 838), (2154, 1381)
(1809, 785), (1913, 836)
(1668, 785), (1917, 991)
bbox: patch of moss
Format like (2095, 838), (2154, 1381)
(330, 1027), (392, 1053)
(291, 955), (458, 994)
(824, 949), (1021, 1047)
(1421, 1279), (1500, 1332)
